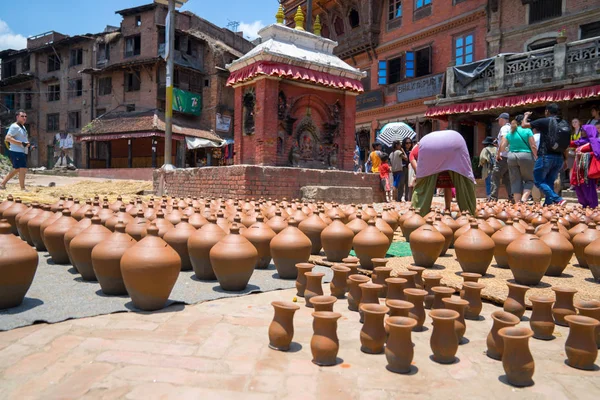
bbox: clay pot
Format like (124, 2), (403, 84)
(105, 206), (134, 232)
(70, 216), (112, 281)
(352, 220), (389, 270)
(320, 217), (354, 262)
(552, 286), (577, 327)
(125, 210), (147, 242)
(266, 211), (288, 234)
(270, 218), (312, 279)
(347, 274), (370, 311)
(372, 264), (392, 298)
(16, 203), (42, 245)
(459, 272), (481, 298)
(120, 223), (181, 311)
(568, 219), (588, 240)
(91, 222), (136, 295)
(487, 311), (521, 360)
(540, 226), (574, 276)
(188, 218), (226, 280)
(329, 265), (350, 299)
(442, 297), (469, 343)
(423, 273), (442, 309)
(429, 309), (460, 364)
(346, 212), (368, 236)
(574, 300), (600, 348)
(143, 211), (173, 238)
(506, 236), (551, 286)
(564, 315), (599, 370)
(462, 282), (485, 320)
(26, 205), (52, 251)
(386, 299), (413, 317)
(396, 271), (417, 290)
(298, 214), (327, 255)
(310, 295), (337, 312)
(294, 263), (314, 297)
(491, 221), (523, 268)
(454, 223), (495, 275)
(382, 209), (399, 232)
(0, 219), (39, 309)
(403, 288), (427, 331)
(360, 303), (389, 354)
(269, 301), (300, 351)
(304, 271), (325, 308)
(2, 198), (27, 235)
(358, 282), (382, 323)
(432, 216), (453, 256)
(375, 214), (394, 245)
(243, 217), (276, 269)
(0, 195), (14, 217)
(385, 277), (408, 301)
(163, 216), (196, 271)
(431, 286), (455, 309)
(529, 295), (555, 340)
(407, 265), (425, 288)
(498, 327), (535, 387)
(504, 282), (529, 320)
(409, 219), (445, 268)
(385, 316), (417, 374)
(44, 210), (77, 265)
(310, 311), (341, 366)
(188, 209), (209, 229)
(585, 237), (600, 282)
(573, 223), (600, 267)
(210, 226), (258, 291)
(401, 212), (425, 242)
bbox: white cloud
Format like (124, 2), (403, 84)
(238, 21), (266, 40)
(0, 19), (27, 51)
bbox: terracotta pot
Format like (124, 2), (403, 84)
(423, 273), (442, 309)
(385, 316), (417, 373)
(346, 212), (368, 236)
(385, 277), (408, 301)
(431, 286), (455, 309)
(491, 221), (523, 268)
(142, 211), (173, 238)
(44, 210), (77, 265)
(403, 288), (428, 331)
(529, 295), (555, 340)
(407, 265), (425, 288)
(409, 219), (445, 268)
(298, 214), (327, 255)
(294, 263), (314, 297)
(372, 264), (392, 298)
(396, 271), (417, 290)
(454, 223), (495, 275)
(188, 218), (226, 281)
(0, 219), (39, 309)
(432, 216), (453, 256)
(304, 271), (325, 308)
(270, 218), (312, 279)
(352, 220), (389, 270)
(2, 198), (27, 235)
(574, 300), (600, 348)
(573, 224), (600, 267)
(506, 236), (551, 285)
(462, 282), (485, 320)
(498, 327), (535, 387)
(27, 206), (53, 251)
(382, 208), (399, 232)
(16, 203), (42, 245)
(163, 216), (196, 272)
(330, 265), (350, 299)
(125, 210), (147, 242)
(347, 274), (370, 311)
(269, 301), (300, 351)
(552, 286), (577, 327)
(358, 282), (382, 323)
(243, 217), (276, 269)
(585, 237), (600, 282)
(504, 282), (529, 320)
(564, 315), (599, 370)
(386, 299), (413, 317)
(310, 295), (337, 312)
(266, 211), (288, 234)
(70, 216), (112, 281)
(91, 222), (136, 295)
(188, 208), (209, 229)
(64, 211), (94, 265)
(540, 226), (574, 276)
(120, 223), (181, 311)
(429, 309), (460, 364)
(0, 195), (14, 217)
(105, 206), (135, 232)
(360, 303), (389, 354)
(401, 212), (425, 243)
(568, 219), (588, 240)
(210, 226), (258, 291)
(459, 272), (481, 298)
(320, 216), (354, 262)
(442, 297), (469, 343)
(487, 311), (521, 360)
(310, 311), (341, 366)
(342, 256), (359, 265)
(375, 214), (394, 245)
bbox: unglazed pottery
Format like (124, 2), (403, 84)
(454, 223), (495, 275)
(385, 316), (417, 373)
(64, 210), (94, 265)
(27, 205), (53, 251)
(91, 222), (136, 295)
(347, 274), (370, 311)
(385, 277), (408, 301)
(298, 213), (327, 255)
(386, 299), (414, 317)
(321, 216), (354, 262)
(163, 216), (197, 271)
(491, 220), (523, 268)
(432, 215), (453, 256)
(498, 327), (535, 387)
(404, 288), (428, 331)
(44, 210), (77, 265)
(210, 226), (258, 291)
(304, 271), (325, 308)
(572, 223), (600, 267)
(407, 265), (425, 289)
(188, 217), (226, 280)
(429, 309), (460, 364)
(431, 286), (455, 310)
(442, 297), (469, 343)
(70, 216), (112, 281)
(487, 311), (521, 360)
(529, 295), (555, 340)
(584, 237), (600, 282)
(401, 212), (425, 243)
(507, 236), (551, 285)
(270, 218), (312, 279)
(311, 311), (341, 366)
(360, 304), (389, 354)
(409, 219), (445, 268)
(396, 271), (417, 290)
(310, 295), (337, 312)
(269, 301), (300, 351)
(242, 218), (276, 269)
(295, 263), (314, 297)
(358, 282), (382, 323)
(330, 265), (350, 299)
(552, 286), (577, 327)
(564, 315), (599, 370)
(540, 225), (574, 276)
(504, 282), (529, 320)
(575, 300), (600, 348)
(352, 220), (389, 270)
(372, 264), (392, 298)
(462, 282), (485, 320)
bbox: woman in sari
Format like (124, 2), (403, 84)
(570, 124), (600, 208)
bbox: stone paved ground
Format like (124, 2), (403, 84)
(0, 286), (598, 400)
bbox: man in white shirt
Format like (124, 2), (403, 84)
(489, 112), (513, 202)
(54, 133), (74, 168)
(1, 110), (31, 191)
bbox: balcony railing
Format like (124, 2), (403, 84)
(445, 37), (600, 98)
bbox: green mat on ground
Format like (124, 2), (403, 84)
(350, 241), (412, 258)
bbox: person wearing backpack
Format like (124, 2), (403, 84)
(479, 137), (497, 198)
(522, 103), (569, 206)
(500, 115), (537, 203)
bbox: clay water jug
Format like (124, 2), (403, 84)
(462, 282), (485, 320)
(432, 215), (453, 255)
(540, 225), (574, 276)
(304, 271), (325, 308)
(210, 226), (258, 291)
(404, 288), (427, 331)
(568, 219), (587, 240)
(310, 295), (337, 312)
(574, 300), (600, 348)
(330, 265), (350, 299)
(491, 220), (523, 268)
(270, 218), (312, 279)
(16, 203), (41, 245)
(310, 311), (341, 366)
(486, 216), (504, 232)
(2, 198), (27, 235)
(360, 304), (389, 354)
(506, 236), (551, 285)
(298, 213), (327, 255)
(385, 277), (408, 301)
(375, 214), (394, 245)
(295, 263), (314, 297)
(125, 210), (147, 242)
(498, 327), (535, 387)
(266, 210), (287, 234)
(120, 223), (181, 311)
(529, 295), (555, 340)
(564, 315), (599, 370)
(96, 203), (114, 226)
(385, 316), (417, 374)
(321, 216), (354, 262)
(442, 297), (469, 343)
(487, 311), (521, 360)
(188, 217), (226, 280)
(0, 194), (14, 217)
(0, 219), (39, 309)
(347, 274), (370, 311)
(573, 223), (600, 267)
(346, 212), (368, 236)
(423, 272), (442, 309)
(143, 210), (173, 238)
(396, 271), (417, 290)
(91, 222), (136, 295)
(269, 301), (300, 351)
(358, 282), (382, 323)
(386, 299), (413, 317)
(431, 286), (455, 309)
(352, 220), (389, 270)
(44, 210), (77, 265)
(584, 237), (600, 282)
(27, 205), (53, 251)
(409, 219), (445, 268)
(72, 200), (91, 221)
(552, 286), (577, 327)
(382, 209), (399, 232)
(372, 263), (392, 298)
(243, 216), (276, 269)
(188, 208), (209, 229)
(454, 223), (495, 275)
(105, 206), (134, 232)
(401, 212), (425, 242)
(459, 272), (481, 298)
(429, 309), (460, 364)
(70, 216), (112, 281)
(504, 282), (529, 320)
(164, 216), (196, 271)
(109, 195), (124, 213)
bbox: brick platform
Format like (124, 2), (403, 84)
(153, 165), (384, 203)
(78, 168), (154, 181)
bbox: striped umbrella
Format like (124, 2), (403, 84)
(376, 122), (416, 147)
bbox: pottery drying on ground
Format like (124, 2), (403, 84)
(91, 222), (136, 295)
(311, 311), (341, 366)
(298, 214), (327, 255)
(407, 265), (425, 289)
(270, 218), (312, 279)
(454, 223), (495, 276)
(574, 300), (600, 348)
(564, 315), (599, 370)
(16, 203), (41, 245)
(491, 221), (523, 268)
(409, 219), (445, 268)
(210, 226), (258, 291)
(498, 327), (535, 387)
(347, 274), (370, 311)
(266, 211), (288, 234)
(105, 206), (135, 232)
(552, 286), (577, 327)
(385, 277), (408, 301)
(429, 309), (460, 364)
(310, 295), (337, 312)
(506, 236), (551, 286)
(431, 286), (455, 310)
(404, 288), (427, 331)
(294, 263), (314, 297)
(27, 205), (53, 251)
(330, 265), (350, 299)
(584, 237), (600, 282)
(529, 295), (555, 340)
(163, 216), (197, 271)
(188, 218), (226, 280)
(44, 210), (77, 265)
(358, 282), (382, 323)
(375, 214), (394, 245)
(242, 217), (276, 269)
(352, 220), (389, 270)
(540, 225), (574, 276)
(462, 282), (485, 320)
(304, 272), (325, 308)
(385, 316), (417, 374)
(423, 273), (442, 309)
(401, 212), (425, 243)
(504, 282), (529, 320)
(70, 216), (112, 281)
(125, 210), (148, 242)
(442, 297), (469, 343)
(572, 223), (600, 267)
(487, 310), (521, 360)
(64, 211), (94, 265)
(386, 299), (413, 318)
(269, 301), (300, 351)
(321, 216), (354, 262)
(2, 198), (27, 235)
(432, 215), (453, 256)
(372, 263), (392, 298)
(360, 303), (389, 354)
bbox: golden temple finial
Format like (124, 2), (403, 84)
(294, 6), (305, 31)
(275, 4), (285, 24)
(314, 15), (322, 36)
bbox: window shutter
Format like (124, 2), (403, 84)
(378, 60), (387, 85)
(405, 51), (415, 78)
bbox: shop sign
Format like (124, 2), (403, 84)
(216, 113), (232, 132)
(356, 90), (384, 111)
(173, 88), (202, 116)
(396, 73), (444, 103)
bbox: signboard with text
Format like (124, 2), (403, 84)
(356, 90), (384, 111)
(396, 73), (444, 103)
(173, 88), (202, 116)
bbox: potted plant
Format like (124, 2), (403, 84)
(557, 27), (567, 44)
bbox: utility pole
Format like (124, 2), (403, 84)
(306, 0), (313, 33)
(164, 0), (176, 166)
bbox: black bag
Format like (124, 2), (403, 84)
(546, 117), (571, 153)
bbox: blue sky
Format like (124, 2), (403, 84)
(0, 0), (280, 50)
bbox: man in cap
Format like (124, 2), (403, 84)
(489, 112), (512, 202)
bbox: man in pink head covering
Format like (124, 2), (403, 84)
(570, 124), (600, 208)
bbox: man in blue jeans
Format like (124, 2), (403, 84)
(522, 103), (567, 206)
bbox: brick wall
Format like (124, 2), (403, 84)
(154, 165), (384, 202)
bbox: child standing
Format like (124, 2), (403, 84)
(379, 154), (393, 202)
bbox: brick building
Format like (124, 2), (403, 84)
(0, 2), (253, 170)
